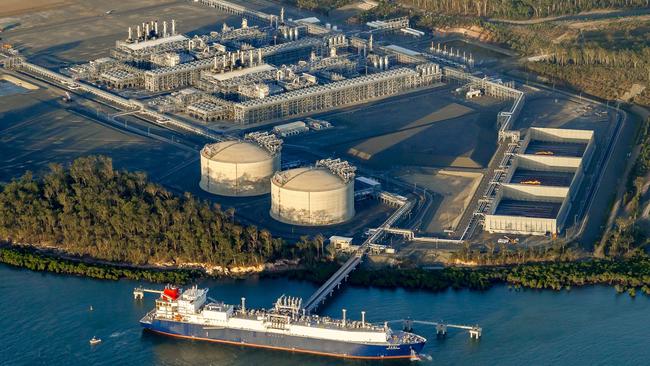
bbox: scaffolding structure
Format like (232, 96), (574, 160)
(232, 67), (441, 124)
(258, 37), (323, 58)
(187, 96), (231, 121)
(245, 131), (283, 155)
(143, 49), (263, 92)
(366, 16), (409, 30)
(99, 64), (144, 89)
(316, 158), (356, 183)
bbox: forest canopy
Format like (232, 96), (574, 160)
(0, 156), (285, 267)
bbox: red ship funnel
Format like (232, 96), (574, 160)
(163, 287), (180, 300)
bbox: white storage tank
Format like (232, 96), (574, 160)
(270, 166), (355, 225)
(200, 140), (280, 196)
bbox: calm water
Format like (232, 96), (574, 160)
(2, 264), (648, 366)
(0, 80), (28, 97)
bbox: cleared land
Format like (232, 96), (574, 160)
(0, 0), (72, 17)
(0, 86), (194, 184)
(398, 168), (483, 234)
(296, 88), (505, 170)
(516, 96), (611, 135)
(2, 0), (241, 66)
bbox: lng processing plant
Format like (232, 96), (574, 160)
(0, 0), (623, 264)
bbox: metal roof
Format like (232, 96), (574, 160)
(201, 141), (273, 163)
(273, 167), (349, 192)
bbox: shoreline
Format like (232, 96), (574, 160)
(2, 245), (650, 297)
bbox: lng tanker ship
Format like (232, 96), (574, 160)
(139, 286), (426, 360)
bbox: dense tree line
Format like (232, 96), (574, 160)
(398, 0), (648, 19)
(0, 246), (199, 283)
(451, 240), (583, 264)
(0, 156), (287, 267)
(542, 46), (650, 68)
(285, 0), (647, 19)
(279, 255), (650, 296)
(597, 118), (650, 257)
(355, 0), (649, 105)
(526, 44), (650, 105)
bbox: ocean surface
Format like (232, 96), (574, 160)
(2, 264), (649, 366)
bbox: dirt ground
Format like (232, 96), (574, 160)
(0, 0), (72, 17)
(1, 0), (241, 65)
(293, 87), (505, 170)
(398, 168), (483, 234)
(516, 96), (611, 137)
(0, 85), (195, 183)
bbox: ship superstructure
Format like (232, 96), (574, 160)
(139, 286), (426, 359)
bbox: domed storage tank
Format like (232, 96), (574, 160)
(200, 140), (280, 197)
(270, 166), (355, 226)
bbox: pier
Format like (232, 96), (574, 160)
(396, 319), (482, 339)
(302, 199), (414, 313)
(133, 287), (163, 300)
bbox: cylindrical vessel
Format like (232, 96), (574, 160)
(270, 167), (355, 226)
(200, 141), (280, 197)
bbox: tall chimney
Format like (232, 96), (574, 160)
(128, 27), (132, 41)
(171, 19), (176, 35)
(241, 297), (246, 313)
(361, 311), (366, 327)
(163, 21), (167, 37)
(154, 21), (159, 36)
(137, 25), (142, 40)
(342, 309), (347, 327)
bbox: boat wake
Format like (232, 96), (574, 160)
(414, 353), (433, 362)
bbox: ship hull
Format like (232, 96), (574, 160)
(141, 319), (425, 359)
